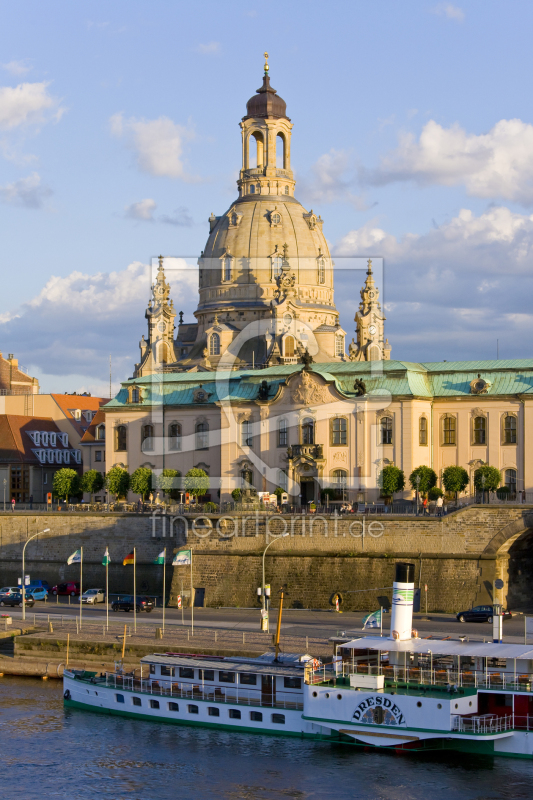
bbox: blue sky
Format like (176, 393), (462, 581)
(2, 1), (533, 394)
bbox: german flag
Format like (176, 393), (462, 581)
(123, 552), (135, 566)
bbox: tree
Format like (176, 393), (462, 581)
(380, 465), (405, 500)
(428, 487), (443, 501)
(130, 467), (153, 501)
(81, 469), (104, 502)
(442, 465), (469, 503)
(156, 469), (181, 501)
(409, 465), (438, 496)
(184, 468), (210, 499)
(106, 465), (130, 500)
(474, 465), (501, 503)
(231, 488), (241, 502)
(53, 468), (81, 503)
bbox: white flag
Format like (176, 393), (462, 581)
(67, 549), (81, 565)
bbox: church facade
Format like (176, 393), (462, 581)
(104, 63), (533, 504)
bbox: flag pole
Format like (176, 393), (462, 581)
(133, 547), (137, 634)
(190, 549), (194, 635)
(80, 546), (83, 631)
(162, 548), (166, 634)
(106, 548), (109, 632)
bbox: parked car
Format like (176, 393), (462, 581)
(0, 587), (22, 596)
(81, 588), (105, 604)
(51, 582), (80, 597)
(456, 605), (512, 623)
(27, 580), (50, 592)
(26, 587), (48, 601)
(0, 593), (35, 608)
(111, 595), (154, 613)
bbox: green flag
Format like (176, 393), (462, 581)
(102, 548), (111, 566)
(362, 609), (382, 630)
(67, 549), (81, 565)
(172, 549), (191, 566)
(153, 550), (165, 565)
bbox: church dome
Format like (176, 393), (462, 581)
(244, 75), (288, 120)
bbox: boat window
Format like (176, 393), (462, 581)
(168, 702), (179, 712)
(239, 673), (257, 685)
(208, 707), (220, 716)
(188, 704), (199, 714)
(149, 664), (156, 674)
(271, 713), (285, 724)
(161, 666), (175, 677)
(283, 677), (302, 689)
(199, 669), (215, 681)
(250, 711), (263, 722)
(179, 667), (195, 679)
(150, 699), (160, 709)
(132, 697), (142, 706)
(115, 694), (124, 703)
(229, 709), (241, 719)
(219, 671), (236, 683)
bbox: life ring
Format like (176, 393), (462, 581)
(63, 689), (71, 700)
(329, 592), (344, 607)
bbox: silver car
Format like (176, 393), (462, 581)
(80, 588), (105, 604)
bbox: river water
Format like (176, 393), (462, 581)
(2, 677), (533, 800)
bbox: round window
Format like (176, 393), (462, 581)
(417, 701), (422, 707)
(337, 694), (342, 700)
(437, 703), (442, 709)
(157, 321), (166, 333)
(283, 313), (293, 326)
(271, 213), (281, 225)
(325, 693), (330, 699)
(312, 691), (317, 698)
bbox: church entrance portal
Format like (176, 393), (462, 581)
(300, 479), (315, 506)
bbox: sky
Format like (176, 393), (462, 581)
(2, 0), (533, 396)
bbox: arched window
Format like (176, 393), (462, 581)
(222, 257), (232, 282)
(169, 422), (181, 451)
(505, 468), (517, 496)
(131, 388), (140, 403)
(335, 335), (344, 357)
(278, 470), (288, 492)
(301, 417), (314, 445)
(195, 422), (209, 450)
(159, 342), (169, 364)
(250, 184), (255, 194)
(271, 255), (283, 278)
(251, 131), (264, 167)
(368, 345), (381, 361)
(241, 419), (253, 448)
(278, 418), (288, 447)
(284, 185), (289, 195)
(276, 132), (286, 169)
(442, 415), (456, 445)
(141, 424), (154, 452)
(473, 416), (486, 445)
(332, 469), (347, 499)
(97, 424), (105, 441)
(380, 417), (393, 445)
(331, 417), (347, 446)
(318, 257), (326, 285)
(284, 335), (295, 358)
(503, 414), (517, 444)
(209, 333), (220, 356)
(241, 468), (254, 488)
(419, 416), (427, 446)
(115, 425), (127, 452)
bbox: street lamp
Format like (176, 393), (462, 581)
(21, 528), (50, 620)
(261, 533), (289, 630)
(3, 478), (6, 511)
(415, 474), (421, 516)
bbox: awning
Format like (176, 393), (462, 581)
(340, 636), (533, 660)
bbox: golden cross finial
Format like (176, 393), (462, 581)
(367, 258), (373, 274)
(158, 254), (164, 270)
(264, 51), (269, 73)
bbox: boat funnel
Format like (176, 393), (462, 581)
(390, 562), (415, 641)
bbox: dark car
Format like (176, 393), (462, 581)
(456, 605), (512, 623)
(51, 582), (80, 597)
(111, 595), (154, 613)
(0, 592), (35, 608)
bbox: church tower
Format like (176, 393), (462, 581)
(175, 55), (346, 370)
(349, 259), (391, 362)
(134, 256), (178, 377)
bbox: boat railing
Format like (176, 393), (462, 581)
(306, 663), (533, 692)
(452, 714), (513, 734)
(103, 673), (303, 710)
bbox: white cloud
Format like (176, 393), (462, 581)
(0, 81), (64, 130)
(299, 148), (367, 208)
(160, 206), (193, 227)
(364, 118), (533, 204)
(0, 261), (198, 388)
(431, 3), (465, 22)
(0, 172), (52, 208)
(110, 113), (196, 179)
(2, 60), (31, 76)
(125, 198), (156, 221)
(195, 42), (221, 55)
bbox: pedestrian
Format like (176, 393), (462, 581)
(149, 492), (154, 505)
(423, 497), (428, 516)
(29, 494), (33, 510)
(11, 497), (15, 512)
(436, 495), (443, 517)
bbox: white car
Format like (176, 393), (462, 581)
(80, 588), (105, 604)
(0, 587), (22, 596)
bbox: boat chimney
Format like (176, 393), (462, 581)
(390, 562), (415, 641)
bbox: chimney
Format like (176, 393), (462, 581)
(389, 562), (415, 641)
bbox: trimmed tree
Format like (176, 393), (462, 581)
(53, 468), (81, 503)
(474, 465), (501, 503)
(130, 467), (153, 501)
(81, 469), (104, 502)
(231, 488), (241, 503)
(184, 468), (210, 500)
(380, 465), (405, 502)
(428, 487), (444, 501)
(442, 465), (469, 504)
(156, 468), (181, 501)
(106, 465), (130, 501)
(409, 465), (438, 496)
